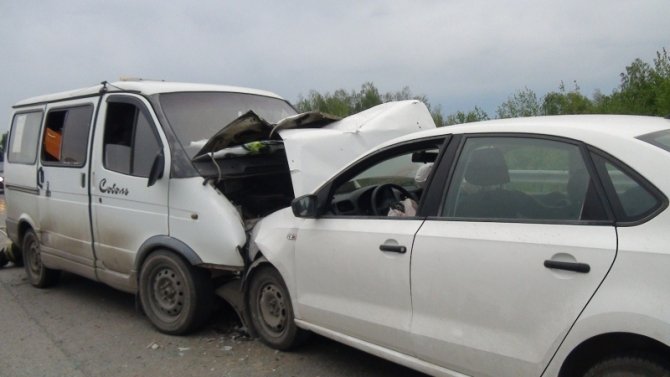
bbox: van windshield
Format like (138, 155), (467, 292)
(159, 92), (297, 158)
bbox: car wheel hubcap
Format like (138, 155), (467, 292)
(259, 283), (286, 333)
(27, 239), (41, 276)
(152, 268), (183, 316)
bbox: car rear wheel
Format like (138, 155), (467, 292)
(22, 229), (59, 288)
(248, 266), (307, 350)
(139, 250), (212, 335)
(585, 355), (670, 377)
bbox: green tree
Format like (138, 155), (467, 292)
(593, 48), (670, 116)
(296, 82), (447, 126)
(496, 87), (541, 118)
(541, 81), (594, 115)
(445, 106), (490, 125)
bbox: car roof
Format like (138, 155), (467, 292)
(375, 114), (670, 149)
(14, 80), (285, 107)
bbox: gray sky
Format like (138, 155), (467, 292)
(1, 0), (669, 132)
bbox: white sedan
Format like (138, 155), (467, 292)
(247, 115), (670, 377)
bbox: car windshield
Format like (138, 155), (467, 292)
(639, 129), (670, 153)
(159, 92), (297, 158)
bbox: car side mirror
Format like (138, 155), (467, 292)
(147, 152), (165, 187)
(292, 195), (318, 218)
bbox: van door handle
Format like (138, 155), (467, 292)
(544, 260), (590, 273)
(379, 244), (407, 254)
(81, 173), (86, 188)
(36, 167), (44, 189)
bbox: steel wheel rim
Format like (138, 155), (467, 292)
(258, 282), (287, 336)
(151, 267), (184, 318)
(26, 237), (42, 277)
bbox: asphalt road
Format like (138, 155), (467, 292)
(0, 195), (427, 377)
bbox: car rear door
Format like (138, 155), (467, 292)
(410, 135), (617, 377)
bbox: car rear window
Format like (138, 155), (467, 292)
(638, 129), (670, 152)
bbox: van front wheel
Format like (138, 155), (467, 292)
(139, 250), (212, 335)
(22, 229), (59, 288)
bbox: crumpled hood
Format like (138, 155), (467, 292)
(279, 100), (436, 196)
(192, 111), (340, 160)
(192, 100), (436, 196)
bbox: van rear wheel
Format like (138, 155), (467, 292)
(139, 250), (212, 335)
(22, 229), (59, 288)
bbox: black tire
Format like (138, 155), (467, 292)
(139, 250), (212, 335)
(248, 266), (308, 350)
(585, 355), (670, 377)
(22, 229), (59, 288)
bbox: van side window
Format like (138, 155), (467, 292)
(41, 106), (93, 166)
(103, 102), (161, 178)
(8, 111), (43, 164)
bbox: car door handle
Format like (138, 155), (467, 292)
(379, 244), (407, 254)
(36, 167), (44, 189)
(543, 260), (590, 273)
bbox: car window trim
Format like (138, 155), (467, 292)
(314, 135), (449, 219)
(587, 145), (668, 226)
(434, 132), (616, 225)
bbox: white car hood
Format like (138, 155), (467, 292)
(192, 100), (436, 197)
(280, 100), (436, 196)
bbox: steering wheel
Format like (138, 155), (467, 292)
(371, 183), (418, 216)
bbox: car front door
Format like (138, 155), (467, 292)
(293, 139), (444, 355)
(90, 95), (169, 282)
(410, 135), (617, 377)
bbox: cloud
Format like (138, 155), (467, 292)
(1, 0), (669, 127)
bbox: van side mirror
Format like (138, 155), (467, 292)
(147, 152), (165, 187)
(292, 195), (318, 218)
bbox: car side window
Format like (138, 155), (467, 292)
(591, 153), (662, 222)
(41, 106), (93, 166)
(442, 136), (608, 222)
(103, 101), (162, 178)
(8, 111), (43, 164)
(329, 146), (440, 217)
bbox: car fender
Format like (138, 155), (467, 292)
(14, 213), (38, 244)
(134, 235), (203, 272)
(248, 207), (302, 317)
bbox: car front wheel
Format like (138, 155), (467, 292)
(585, 355), (670, 377)
(139, 250), (212, 335)
(248, 266), (307, 350)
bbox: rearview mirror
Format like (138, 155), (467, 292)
(411, 151), (438, 163)
(292, 195), (318, 218)
(147, 152), (165, 187)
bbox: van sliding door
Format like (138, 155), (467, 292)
(37, 101), (97, 279)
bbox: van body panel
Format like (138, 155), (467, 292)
(168, 177), (247, 268)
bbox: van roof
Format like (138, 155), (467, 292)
(13, 80), (285, 108)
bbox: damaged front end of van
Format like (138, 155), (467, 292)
(179, 100), (436, 326)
